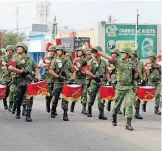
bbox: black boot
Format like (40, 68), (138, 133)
(125, 118), (134, 131)
(134, 108), (143, 119)
(154, 108), (161, 115)
(12, 103), (16, 114)
(8, 102), (13, 112)
(15, 111), (20, 119)
(63, 110), (69, 121)
(22, 105), (27, 116)
(98, 109), (107, 120)
(26, 109), (32, 122)
(112, 114), (117, 126)
(142, 103), (146, 112)
(81, 105), (87, 115)
(123, 107), (125, 116)
(107, 100), (112, 111)
(70, 102), (75, 112)
(55, 109), (58, 116)
(51, 106), (56, 118)
(46, 97), (51, 113)
(87, 106), (92, 117)
(3, 99), (8, 110)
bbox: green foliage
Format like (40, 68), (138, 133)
(1, 31), (26, 48)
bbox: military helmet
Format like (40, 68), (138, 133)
(48, 45), (56, 52)
(131, 50), (138, 56)
(6, 45), (15, 51)
(16, 42), (28, 52)
(149, 51), (156, 58)
(111, 48), (119, 56)
(93, 46), (103, 52)
(85, 50), (91, 55)
(76, 47), (87, 54)
(56, 45), (66, 53)
(120, 48), (131, 55)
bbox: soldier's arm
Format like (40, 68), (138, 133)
(49, 60), (59, 78)
(88, 48), (113, 60)
(85, 61), (96, 78)
(33, 61), (39, 79)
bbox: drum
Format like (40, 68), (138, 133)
(137, 86), (155, 101)
(27, 81), (49, 98)
(100, 86), (115, 101)
(0, 84), (7, 100)
(62, 84), (82, 101)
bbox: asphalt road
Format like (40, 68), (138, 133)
(0, 97), (161, 151)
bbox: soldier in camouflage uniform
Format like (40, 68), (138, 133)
(89, 47), (135, 130)
(142, 52), (161, 115)
(8, 42), (39, 122)
(0, 45), (14, 110)
(81, 50), (93, 114)
(70, 47), (87, 113)
(42, 45), (56, 113)
(86, 46), (108, 120)
(107, 49), (122, 114)
(130, 50), (145, 119)
(49, 45), (73, 121)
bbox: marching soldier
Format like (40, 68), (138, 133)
(107, 49), (122, 114)
(0, 45), (15, 110)
(130, 50), (145, 119)
(42, 45), (56, 113)
(8, 42), (39, 122)
(86, 46), (108, 120)
(142, 52), (161, 115)
(49, 45), (73, 121)
(70, 47), (87, 113)
(88, 47), (135, 131)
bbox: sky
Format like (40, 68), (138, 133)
(0, 0), (161, 33)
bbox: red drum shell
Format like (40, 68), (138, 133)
(27, 81), (49, 97)
(0, 84), (6, 99)
(62, 84), (82, 101)
(100, 86), (115, 101)
(137, 86), (155, 101)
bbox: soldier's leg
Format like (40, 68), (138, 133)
(98, 91), (107, 120)
(81, 82), (88, 114)
(51, 84), (62, 118)
(112, 90), (125, 126)
(61, 98), (69, 121)
(26, 97), (33, 122)
(87, 83), (98, 117)
(125, 89), (134, 131)
(3, 85), (10, 110)
(8, 85), (14, 112)
(154, 83), (161, 115)
(15, 85), (26, 119)
(45, 83), (53, 113)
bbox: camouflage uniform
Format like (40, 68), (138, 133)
(131, 50), (144, 119)
(50, 45), (73, 121)
(81, 50), (93, 114)
(142, 52), (161, 115)
(87, 46), (108, 120)
(70, 47), (87, 113)
(0, 45), (14, 110)
(44, 45), (56, 113)
(11, 42), (37, 122)
(107, 49), (123, 114)
(111, 48), (134, 131)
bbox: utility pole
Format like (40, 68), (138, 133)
(135, 9), (139, 50)
(16, 5), (19, 32)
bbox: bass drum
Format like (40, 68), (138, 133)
(62, 84), (82, 101)
(0, 84), (7, 100)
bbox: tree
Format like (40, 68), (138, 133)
(1, 31), (26, 48)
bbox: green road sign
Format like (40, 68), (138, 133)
(105, 24), (157, 59)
